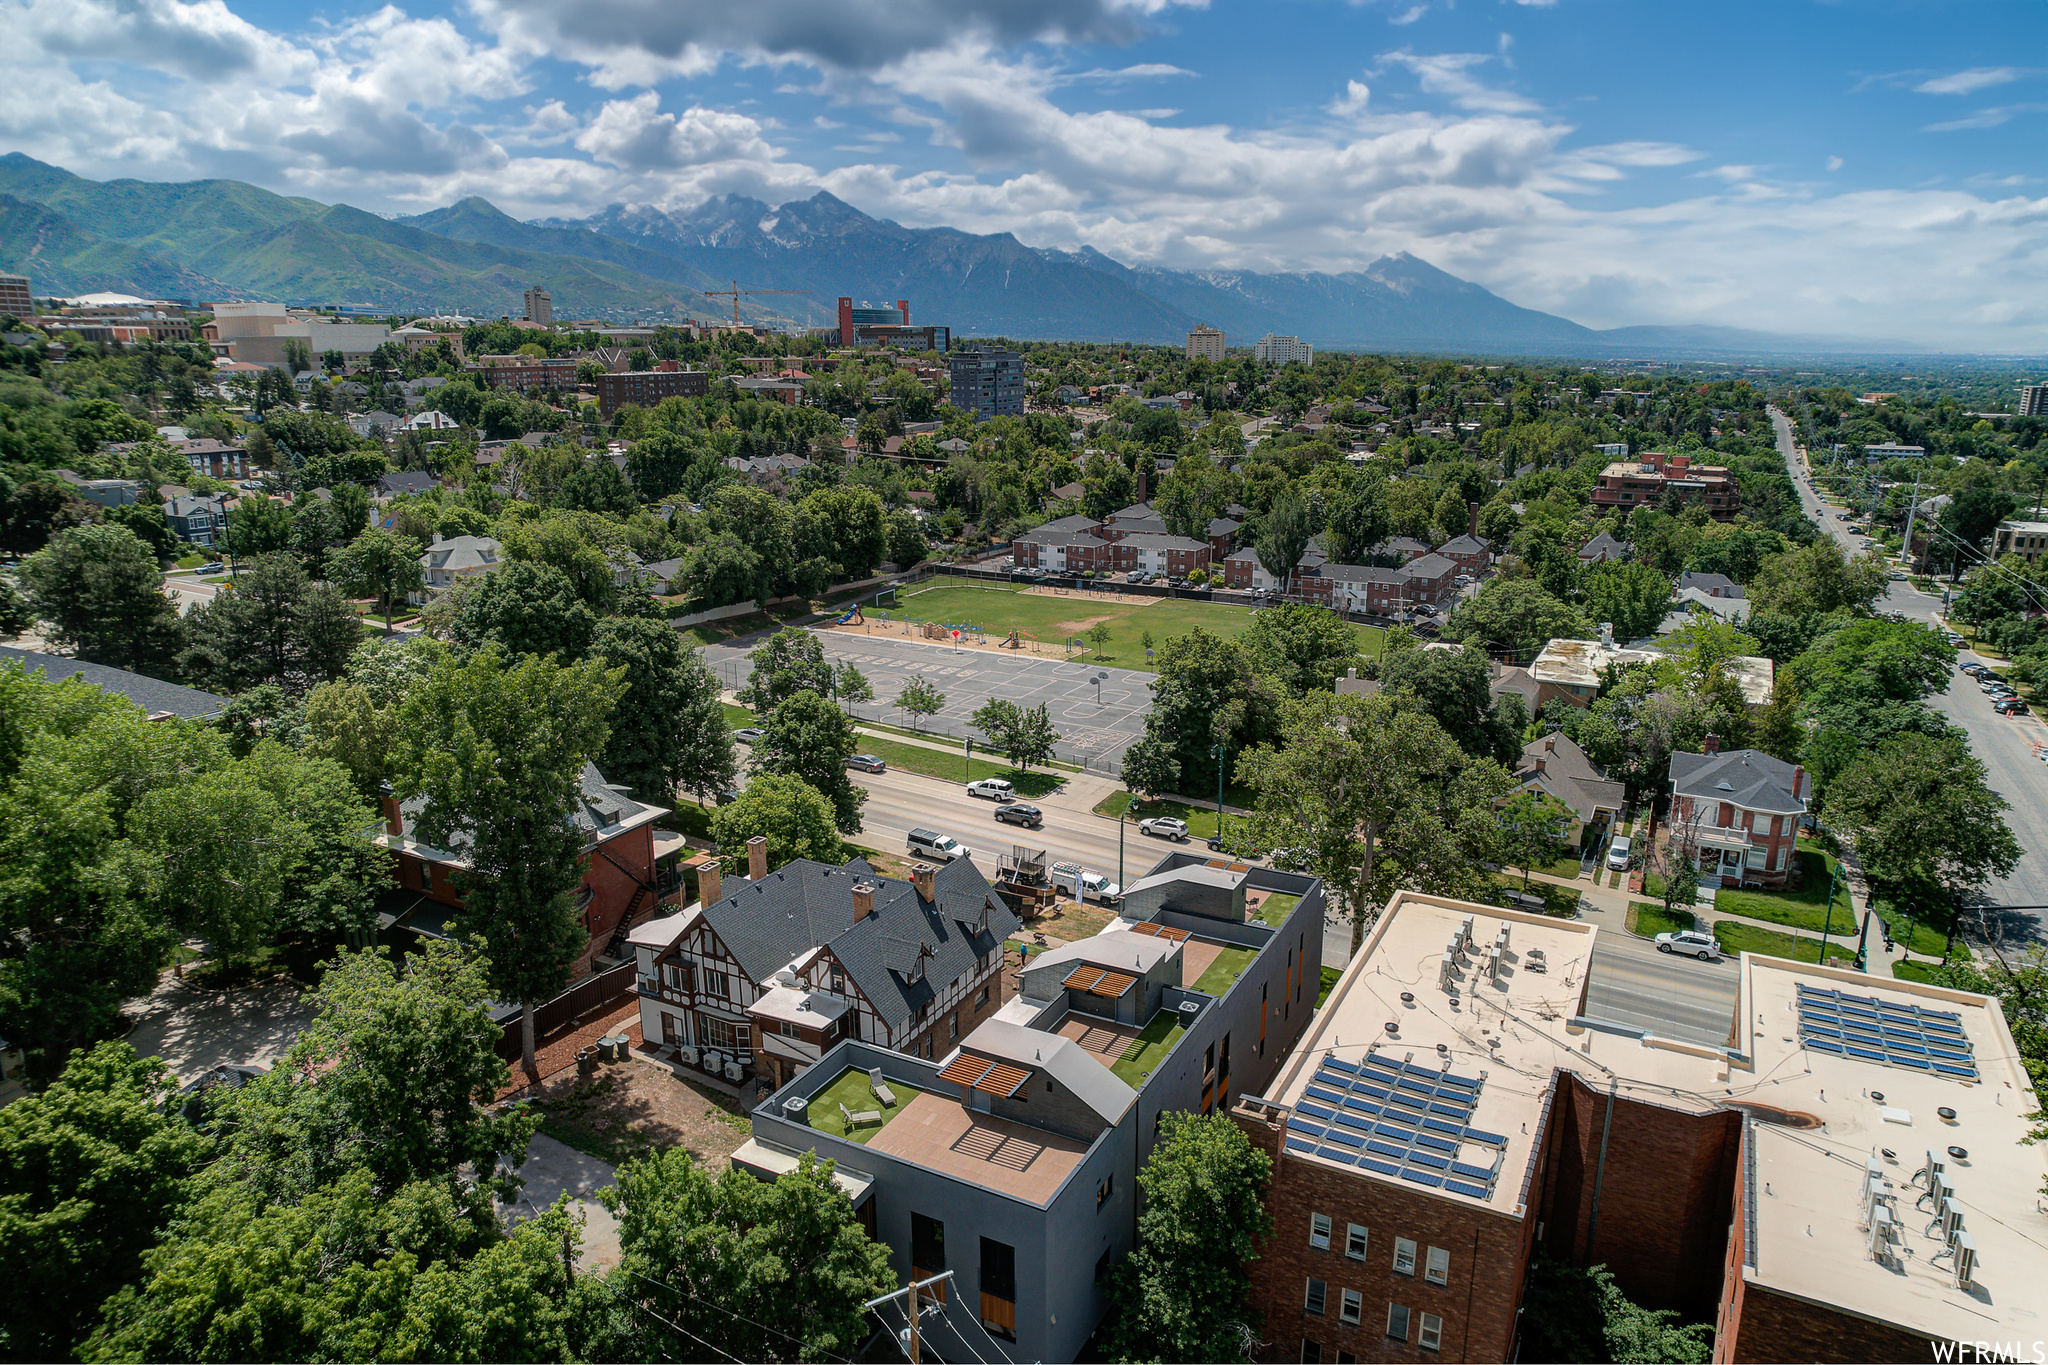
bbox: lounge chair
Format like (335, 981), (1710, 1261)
(869, 1068), (898, 1107)
(839, 1101), (882, 1127)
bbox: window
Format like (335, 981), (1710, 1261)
(1304, 1278), (1326, 1316)
(1345, 1224), (1369, 1261)
(979, 1237), (1017, 1342)
(1419, 1313), (1443, 1352)
(1393, 1238), (1416, 1276)
(1336, 1352), (1356, 1364)
(1309, 1214), (1331, 1250)
(661, 961), (691, 991)
(696, 1013), (746, 1052)
(1299, 1341), (1322, 1363)
(949, 1013), (959, 1041)
(1386, 1303), (1410, 1342)
(702, 969), (730, 999)
(977, 985), (990, 1008)
(1425, 1246), (1449, 1286)
(778, 1021), (802, 1039)
(1339, 1289), (1362, 1325)
(1097, 1174), (1114, 1208)
(911, 1212), (946, 1281)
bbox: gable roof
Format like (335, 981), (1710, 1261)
(1514, 732), (1626, 821)
(378, 470), (438, 496)
(1669, 748), (1805, 814)
(1677, 571), (1743, 597)
(1438, 534), (1489, 555)
(1404, 552), (1456, 578)
(0, 646), (228, 720)
(391, 761), (662, 860)
(1578, 531), (1627, 562)
(956, 1017), (1136, 1125)
(1036, 514), (1103, 536)
(698, 856), (1019, 1036)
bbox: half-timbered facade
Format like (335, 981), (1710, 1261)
(630, 848), (1022, 1089)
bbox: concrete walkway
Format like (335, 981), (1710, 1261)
(506, 1134), (621, 1274)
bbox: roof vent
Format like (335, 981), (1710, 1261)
(1384, 1021), (1398, 1035)
(1937, 1106), (1957, 1123)
(1948, 1145), (1969, 1160)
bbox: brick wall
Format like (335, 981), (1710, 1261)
(1234, 1107), (1533, 1363)
(1717, 1279), (1936, 1364)
(1536, 1075), (1741, 1321)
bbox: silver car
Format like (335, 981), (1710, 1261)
(1605, 835), (1632, 871)
(1656, 930), (1719, 961)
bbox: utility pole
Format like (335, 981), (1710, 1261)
(1213, 742), (1226, 849)
(1900, 472), (1922, 573)
(1817, 860), (1844, 966)
(864, 1271), (953, 1365)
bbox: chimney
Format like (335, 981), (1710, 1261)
(1467, 501), (1480, 539)
(1531, 757), (1546, 773)
(852, 881), (876, 921)
(913, 862), (936, 901)
(379, 782), (403, 838)
(1792, 764), (1805, 800)
(747, 835), (768, 881)
(1135, 468), (1148, 504)
(1703, 733), (1721, 756)
(697, 857), (722, 908)
(1544, 736), (1557, 754)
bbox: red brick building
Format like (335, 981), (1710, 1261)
(595, 366), (709, 418)
(1592, 452), (1741, 520)
(1667, 740), (1808, 887)
(1233, 891), (2036, 1364)
(376, 761), (688, 977)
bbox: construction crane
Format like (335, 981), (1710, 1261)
(701, 280), (810, 329)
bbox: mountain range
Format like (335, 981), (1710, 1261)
(0, 153), (1917, 357)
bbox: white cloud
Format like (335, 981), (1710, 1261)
(1376, 49), (1539, 114)
(1328, 80), (1373, 118)
(1390, 6), (1428, 26)
(1915, 67), (2025, 96)
(573, 92), (784, 171)
(1924, 103), (2048, 133)
(1827, 155), (1844, 171)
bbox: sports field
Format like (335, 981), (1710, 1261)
(875, 582), (1380, 672)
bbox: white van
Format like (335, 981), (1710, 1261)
(966, 778), (1015, 802)
(1051, 861), (1119, 904)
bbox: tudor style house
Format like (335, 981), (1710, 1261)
(629, 846), (1021, 1090)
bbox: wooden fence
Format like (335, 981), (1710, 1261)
(495, 960), (638, 1060)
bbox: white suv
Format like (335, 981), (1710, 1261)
(1656, 929), (1719, 961)
(966, 778), (1015, 801)
(1605, 835), (1632, 871)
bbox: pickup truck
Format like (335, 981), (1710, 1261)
(1051, 861), (1120, 903)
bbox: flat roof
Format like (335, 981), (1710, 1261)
(731, 1136), (875, 1202)
(1250, 891), (2045, 1340)
(862, 1090), (1090, 1207)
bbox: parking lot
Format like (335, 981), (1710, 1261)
(703, 630), (1152, 768)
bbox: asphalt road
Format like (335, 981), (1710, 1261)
(1581, 925), (1739, 1048)
(704, 629), (1151, 769)
(1771, 406), (2048, 943)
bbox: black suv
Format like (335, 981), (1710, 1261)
(993, 803), (1044, 829)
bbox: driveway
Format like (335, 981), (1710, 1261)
(508, 1133), (622, 1273)
(125, 970), (317, 1083)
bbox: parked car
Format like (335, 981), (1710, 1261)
(993, 803), (1044, 828)
(197, 561), (225, 574)
(714, 788), (742, 806)
(1995, 697), (2029, 715)
(1960, 661), (1987, 675)
(733, 727), (765, 745)
(1606, 835), (1633, 871)
(846, 754), (887, 773)
(1051, 861), (1120, 903)
(1139, 816), (1190, 841)
(905, 828), (970, 862)
(1888, 570), (1907, 581)
(1946, 634), (1966, 647)
(966, 777), (1015, 801)
(1656, 929), (1720, 961)
(1267, 846), (1309, 871)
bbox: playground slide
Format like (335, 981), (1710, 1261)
(836, 604), (865, 626)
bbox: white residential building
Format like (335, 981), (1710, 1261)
(1252, 333), (1313, 366)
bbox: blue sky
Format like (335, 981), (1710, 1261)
(5, 0), (2048, 348)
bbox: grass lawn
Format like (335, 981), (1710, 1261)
(1318, 965), (1342, 1008)
(1627, 902), (1698, 938)
(849, 734), (1066, 798)
(1192, 943), (1259, 996)
(1490, 875), (1578, 918)
(882, 581), (1381, 674)
(1521, 851), (1585, 880)
(1712, 920), (1856, 967)
(1111, 1012), (1187, 1087)
(1709, 846), (1947, 956)
(1255, 892), (1301, 928)
(1092, 789), (1259, 842)
(663, 803), (714, 841)
(806, 1065), (925, 1144)
(1605, 869), (1623, 889)
(1893, 960), (1940, 984)
(722, 703), (755, 727)
(853, 717), (1084, 772)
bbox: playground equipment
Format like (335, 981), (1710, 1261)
(836, 603), (865, 626)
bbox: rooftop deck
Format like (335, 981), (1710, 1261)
(862, 1090), (1090, 1206)
(805, 1064), (926, 1143)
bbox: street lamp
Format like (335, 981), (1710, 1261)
(1212, 742), (1226, 850)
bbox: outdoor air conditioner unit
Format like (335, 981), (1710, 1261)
(724, 1061), (744, 1082)
(676, 1046), (699, 1067)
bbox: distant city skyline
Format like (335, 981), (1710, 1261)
(3, 0), (2047, 349)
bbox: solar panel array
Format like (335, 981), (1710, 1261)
(1281, 1052), (1507, 1201)
(1795, 983), (1977, 1082)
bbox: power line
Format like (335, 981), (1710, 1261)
(626, 1271), (853, 1364)
(589, 1273), (737, 1364)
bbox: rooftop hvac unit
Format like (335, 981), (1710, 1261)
(1916, 1149), (1944, 1192)
(1930, 1195), (1964, 1242)
(1438, 952), (1455, 991)
(1865, 1203), (1897, 1262)
(1459, 916), (1475, 948)
(1859, 1175), (1893, 1230)
(1497, 923), (1512, 950)
(1919, 1174), (1954, 1213)
(1952, 1229), (1978, 1290)
(1488, 948), (1504, 983)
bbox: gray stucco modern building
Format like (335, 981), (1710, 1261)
(737, 851), (1326, 1362)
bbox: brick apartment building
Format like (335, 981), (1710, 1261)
(595, 366), (709, 418)
(1592, 452), (1741, 520)
(469, 353), (578, 394)
(1011, 514), (1216, 576)
(1234, 890), (2040, 1364)
(1667, 740), (1809, 887)
(376, 763), (688, 979)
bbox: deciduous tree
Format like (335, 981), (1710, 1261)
(329, 528), (424, 634)
(709, 772), (843, 867)
(753, 689), (864, 833)
(736, 627), (833, 712)
(893, 676), (945, 732)
(20, 523), (186, 673)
